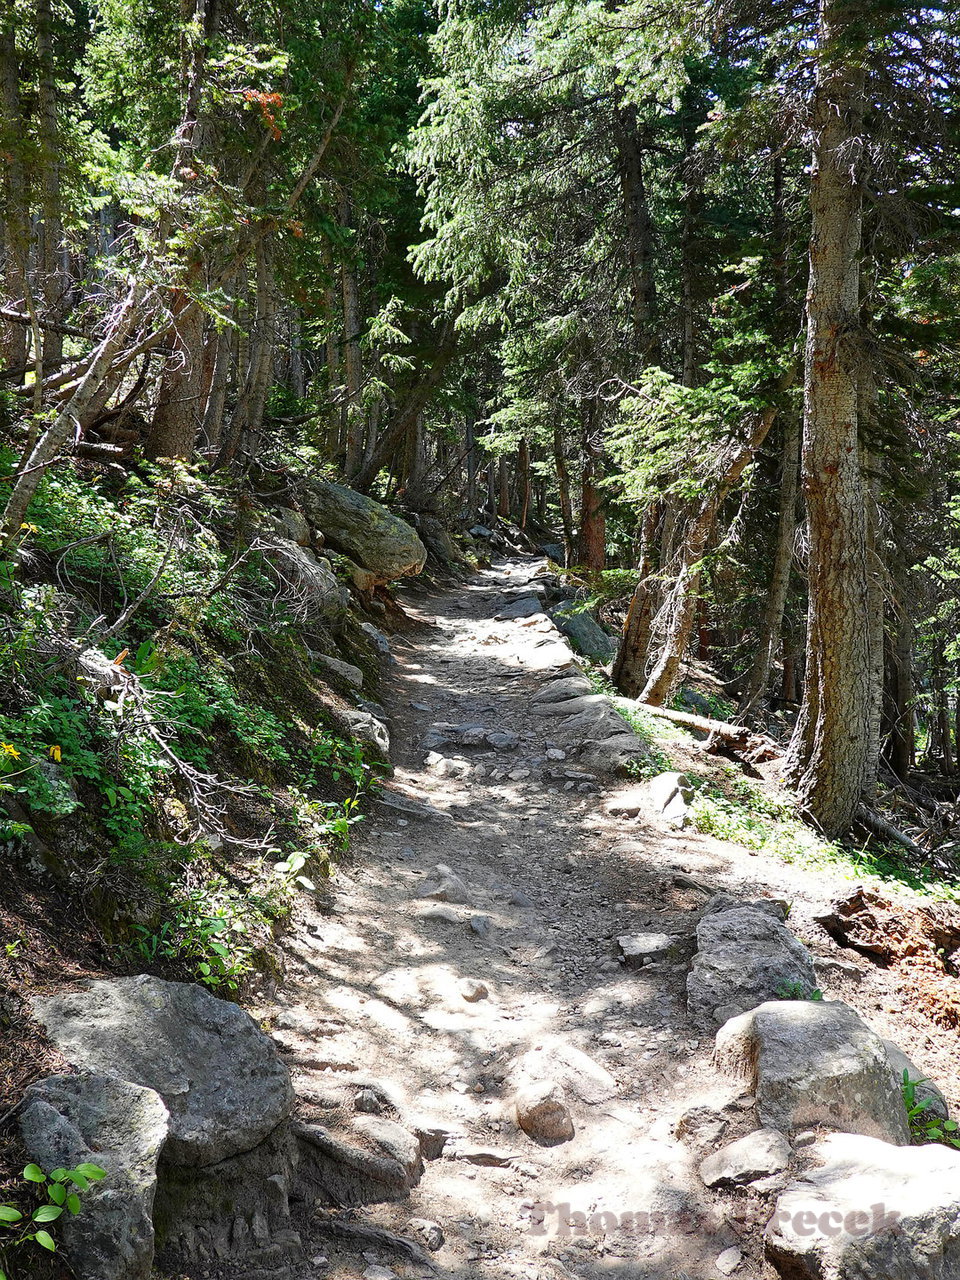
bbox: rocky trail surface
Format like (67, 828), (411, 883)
(253, 559), (960, 1280)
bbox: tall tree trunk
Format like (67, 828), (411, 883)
(464, 402), (479, 523)
(614, 104), (660, 362)
(0, 15), (28, 375)
(146, 294), (206, 460)
(517, 438), (531, 530)
(739, 414), (801, 716)
(612, 503), (660, 696)
(552, 413), (575, 565)
(36, 0), (64, 368)
(577, 404), (605, 571)
(786, 0), (873, 835)
(882, 589), (914, 782)
(340, 241), (362, 478)
(497, 456), (510, 519)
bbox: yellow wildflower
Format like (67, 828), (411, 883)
(1, 743), (20, 759)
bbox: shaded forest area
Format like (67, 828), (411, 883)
(1, 0), (960, 864)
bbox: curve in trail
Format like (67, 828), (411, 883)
(266, 558), (949, 1280)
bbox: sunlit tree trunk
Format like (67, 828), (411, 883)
(786, 0), (874, 835)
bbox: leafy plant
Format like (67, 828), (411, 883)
(0, 1162), (106, 1280)
(902, 1071), (960, 1149)
(775, 981), (824, 1001)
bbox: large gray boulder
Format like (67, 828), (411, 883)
(687, 898), (818, 1027)
(34, 976), (294, 1166)
(548, 601), (617, 660)
(299, 480), (426, 583)
(715, 1000), (911, 1145)
(19, 1071), (169, 1280)
(766, 1132), (960, 1279)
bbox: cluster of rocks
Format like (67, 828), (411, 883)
(680, 892), (960, 1278)
(20, 976), (430, 1280)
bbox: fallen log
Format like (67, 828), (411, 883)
(625, 700), (780, 761)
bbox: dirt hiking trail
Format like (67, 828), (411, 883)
(261, 558), (959, 1280)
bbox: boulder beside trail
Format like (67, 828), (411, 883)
(19, 1072), (169, 1280)
(34, 975), (295, 1167)
(715, 1000), (911, 1146)
(548, 601), (617, 660)
(299, 479), (426, 583)
(687, 897), (818, 1027)
(766, 1132), (960, 1279)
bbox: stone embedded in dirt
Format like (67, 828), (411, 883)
(715, 1000), (911, 1145)
(337, 706), (390, 755)
(515, 1036), (617, 1105)
(765, 1132), (960, 1280)
(514, 1080), (575, 1144)
(494, 595), (544, 620)
(446, 1142), (521, 1166)
(687, 900), (818, 1028)
(617, 933), (682, 967)
(531, 675), (594, 704)
(34, 975), (294, 1166)
(577, 732), (652, 776)
(641, 770), (695, 826)
(605, 786), (651, 817)
(418, 863), (472, 904)
(532, 692), (611, 717)
(295, 1113), (423, 1205)
(19, 1071), (169, 1280)
(546, 746), (566, 759)
(460, 978), (489, 1002)
(882, 1038), (950, 1122)
(509, 888), (536, 908)
(299, 478), (426, 583)
(715, 1247), (743, 1275)
(355, 1087), (383, 1114)
(469, 914), (493, 938)
(675, 1104), (729, 1148)
(699, 1128), (792, 1188)
(486, 729), (519, 749)
(426, 752), (471, 778)
(408, 1217), (444, 1251)
(362, 1265), (398, 1280)
(315, 652), (363, 688)
(417, 903), (461, 924)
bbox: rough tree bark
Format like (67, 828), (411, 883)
(786, 0), (874, 836)
(739, 414), (800, 717)
(577, 403), (605, 571)
(0, 15), (28, 375)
